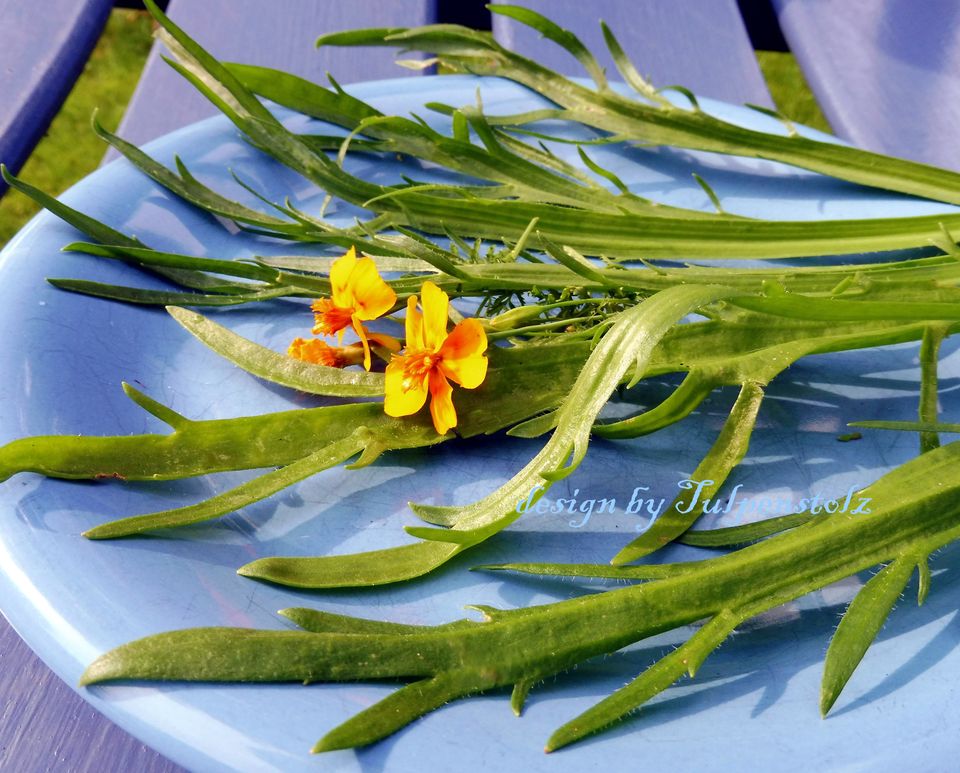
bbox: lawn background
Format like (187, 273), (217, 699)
(0, 8), (830, 247)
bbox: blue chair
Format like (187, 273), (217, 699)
(116, 0), (440, 148)
(772, 0), (960, 171)
(0, 0), (113, 195)
(490, 0), (773, 106)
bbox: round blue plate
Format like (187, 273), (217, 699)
(1, 75), (958, 772)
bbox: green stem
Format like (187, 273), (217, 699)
(919, 324), (948, 452)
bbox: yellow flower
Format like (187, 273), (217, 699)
(288, 338), (365, 368)
(384, 281), (488, 435)
(309, 246), (396, 370)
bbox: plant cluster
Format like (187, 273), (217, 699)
(2, 0), (960, 756)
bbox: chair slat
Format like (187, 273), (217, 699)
(0, 620), (182, 771)
(0, 0), (112, 192)
(490, 0), (772, 106)
(116, 0), (438, 147)
(773, 0), (960, 170)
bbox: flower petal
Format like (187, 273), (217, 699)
(439, 318), (488, 388)
(288, 337), (335, 366)
(288, 338), (360, 368)
(440, 318), (487, 360)
(366, 331), (402, 353)
(420, 280), (449, 351)
(349, 257), (397, 320)
(384, 358), (428, 417)
(405, 294), (423, 351)
(428, 370), (456, 435)
(329, 247), (358, 308)
(352, 316), (372, 371)
(440, 353), (488, 390)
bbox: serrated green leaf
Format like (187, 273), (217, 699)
(820, 558), (915, 716)
(314, 672), (479, 752)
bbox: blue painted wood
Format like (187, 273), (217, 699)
(116, 0), (439, 147)
(0, 614), (182, 772)
(0, 0), (112, 194)
(490, 0), (773, 107)
(773, 0), (960, 170)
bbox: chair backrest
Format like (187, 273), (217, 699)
(116, 0), (439, 148)
(773, 0), (960, 170)
(0, 0), (112, 194)
(490, 0), (772, 107)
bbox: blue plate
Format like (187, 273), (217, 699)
(1, 75), (958, 772)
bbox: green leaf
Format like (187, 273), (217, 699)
(83, 433), (365, 539)
(599, 21), (663, 102)
(546, 610), (740, 752)
(678, 511), (817, 547)
(121, 383), (190, 430)
(256, 253), (438, 275)
(81, 436), (960, 752)
(820, 558), (916, 715)
(238, 541), (464, 588)
(92, 116), (297, 232)
(593, 369), (717, 439)
(472, 561), (698, 580)
(850, 420), (960, 433)
(167, 307), (385, 397)
(279, 607), (474, 635)
(612, 381), (765, 564)
(313, 672), (478, 752)
(47, 279), (294, 307)
(226, 62), (380, 126)
(65, 241), (276, 283)
(414, 286), (735, 537)
(917, 559), (932, 606)
(316, 27), (411, 48)
(919, 325), (948, 452)
(511, 678), (534, 716)
(2, 165), (140, 247)
(489, 5), (608, 89)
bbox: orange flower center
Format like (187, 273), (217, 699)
(288, 338), (365, 368)
(400, 351), (440, 392)
(311, 298), (355, 336)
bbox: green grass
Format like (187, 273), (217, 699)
(0, 10), (153, 245)
(0, 13), (829, 248)
(757, 50), (831, 133)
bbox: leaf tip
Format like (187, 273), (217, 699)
(310, 737), (336, 754)
(78, 655), (113, 687)
(609, 546), (637, 566)
(819, 680), (841, 718)
(235, 561), (259, 578)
